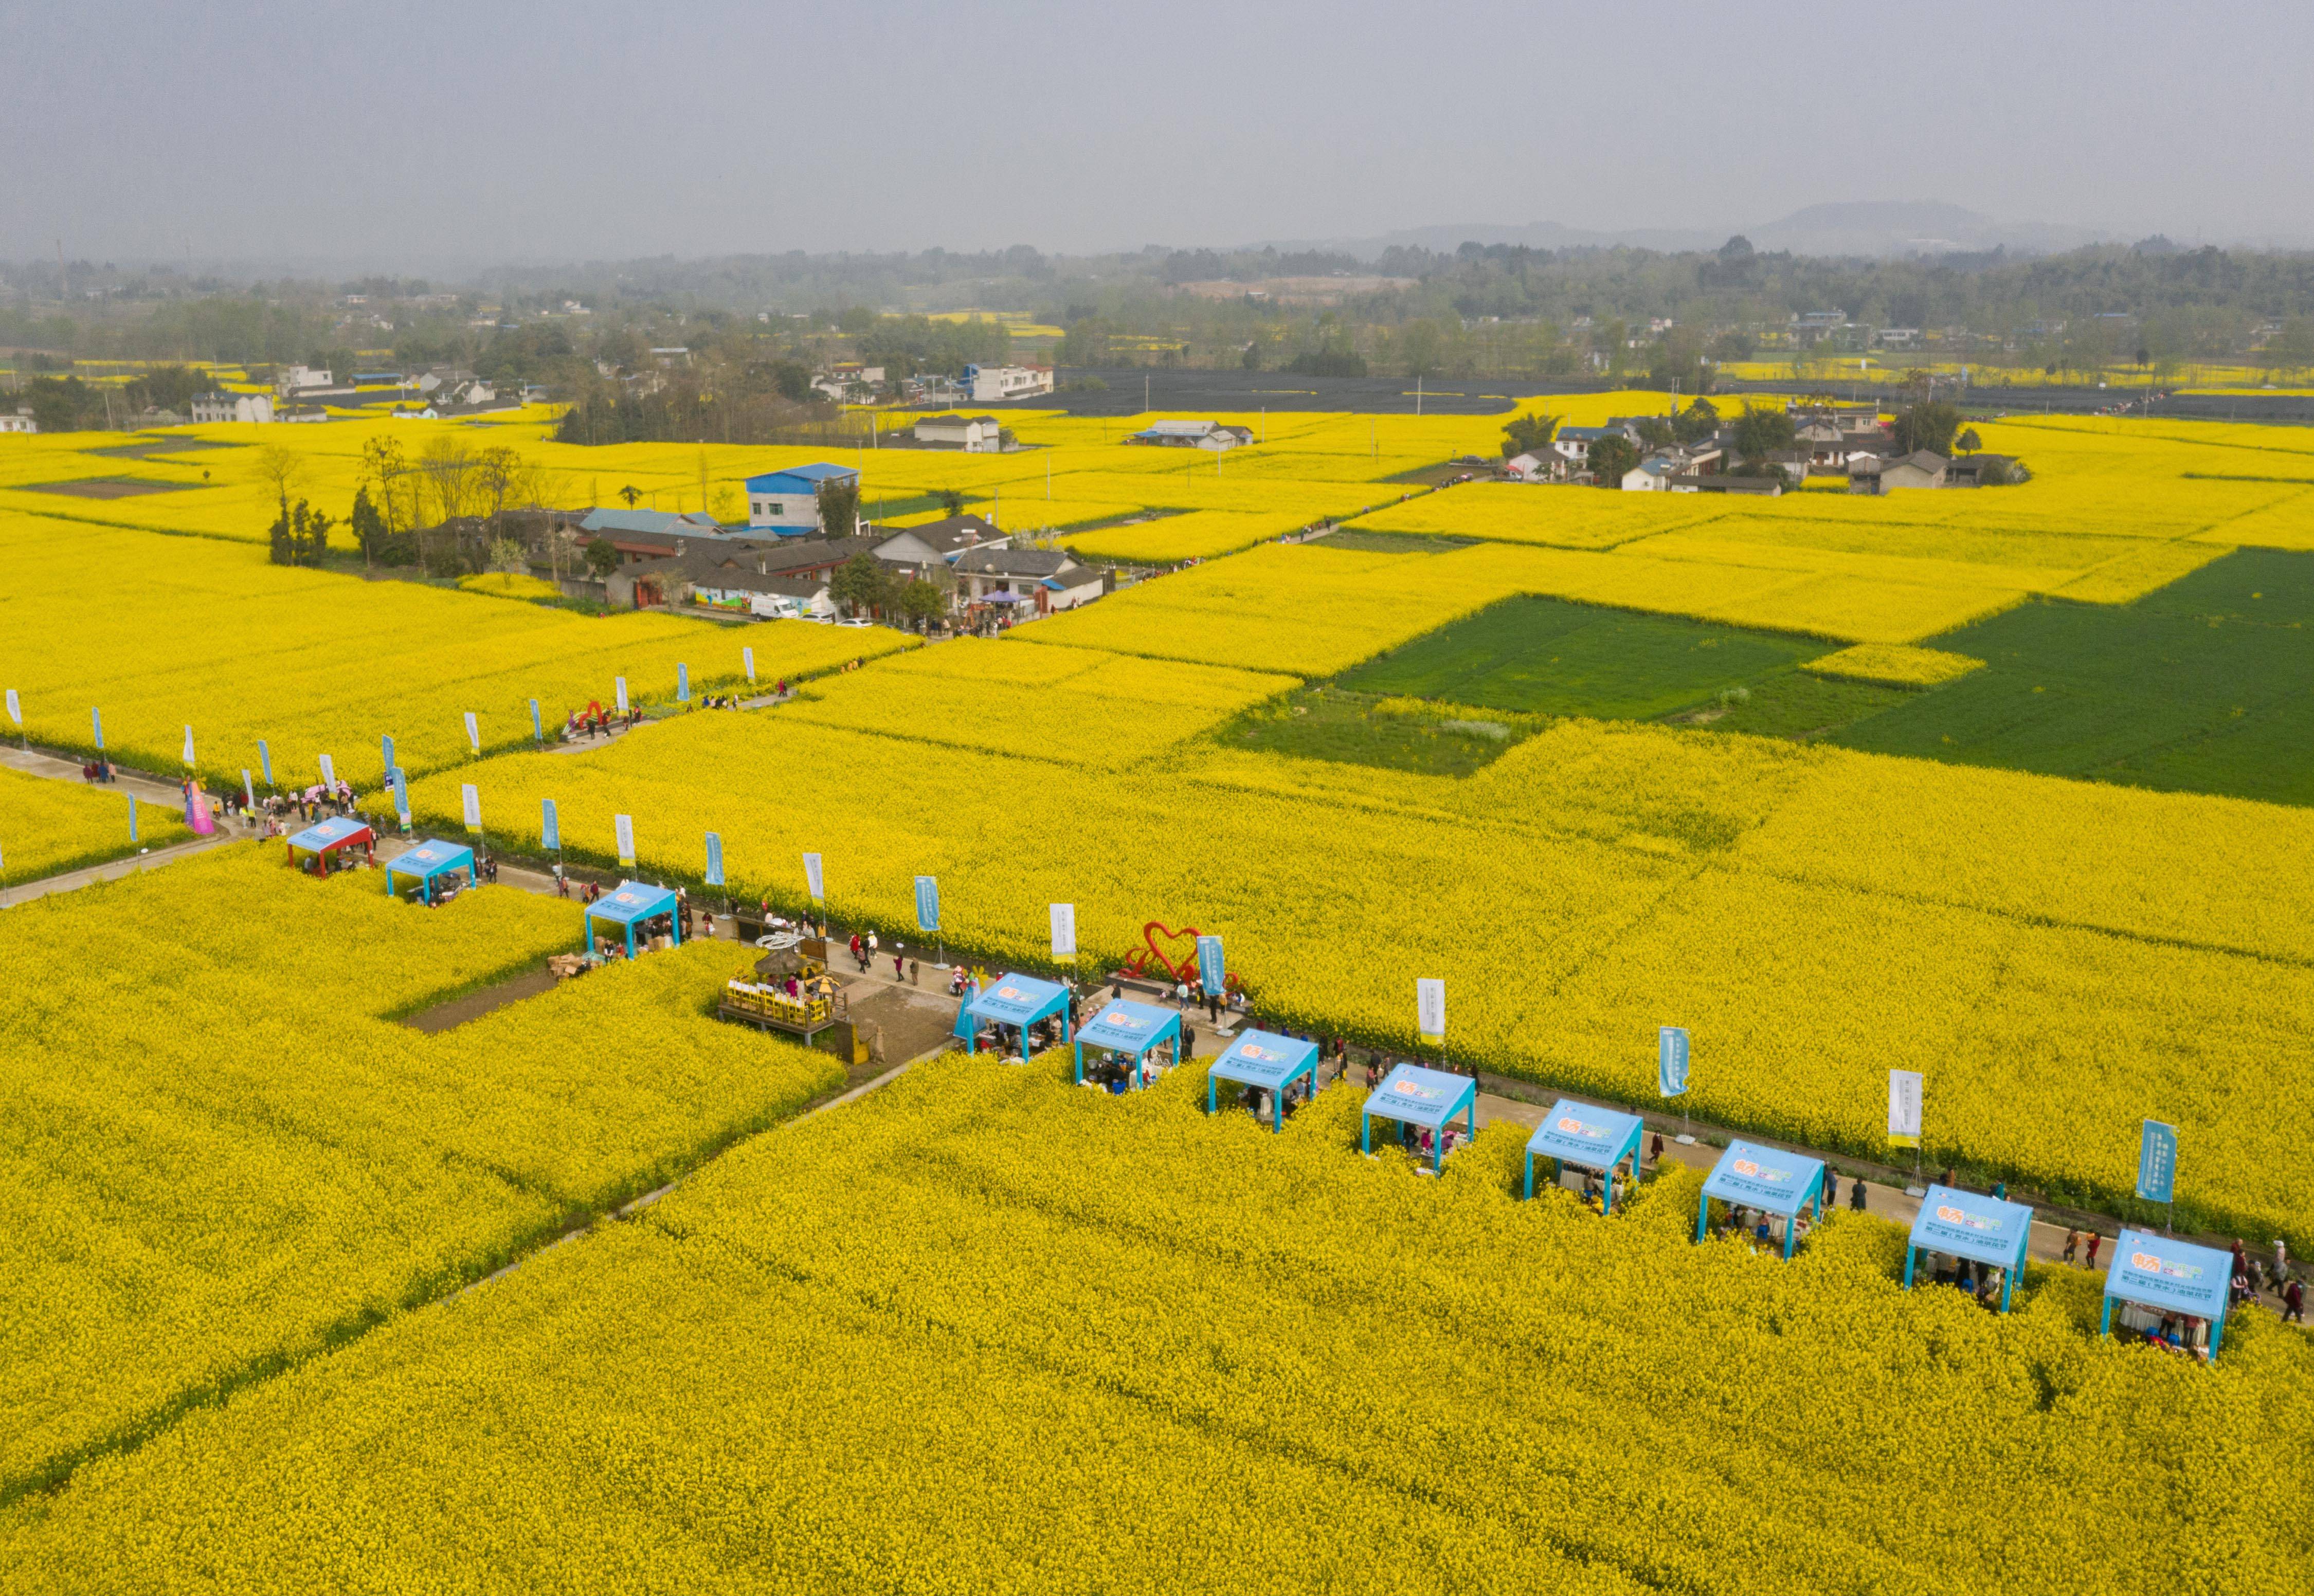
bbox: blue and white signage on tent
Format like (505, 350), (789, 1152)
(1196, 935), (1224, 992)
(2136, 1120), (2178, 1204)
(914, 875), (940, 933)
(1360, 1064), (1477, 1173)
(1523, 1099), (1645, 1206)
(964, 975), (1075, 1056)
(1658, 1026), (1690, 1097)
(1902, 1184), (2034, 1311)
(1205, 1030), (1318, 1133)
(1071, 999), (1181, 1087)
(2101, 1228), (2233, 1358)
(1695, 1140), (1827, 1258)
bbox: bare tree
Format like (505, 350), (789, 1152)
(252, 444), (304, 521)
(418, 437), (481, 523)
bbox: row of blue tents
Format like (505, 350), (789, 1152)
(955, 970), (2239, 1363)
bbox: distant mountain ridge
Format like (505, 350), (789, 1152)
(1264, 202), (2115, 261)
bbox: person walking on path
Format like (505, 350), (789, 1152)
(1206, 988), (1221, 1024)
(1822, 1168), (1839, 1210)
(1849, 1178), (1867, 1213)
(908, 958), (920, 988)
(2285, 1276), (2305, 1325)
(2277, 1238), (2291, 1280)
(2064, 1229), (2080, 1265)
(1649, 1131), (1665, 1169)
(893, 949), (905, 982)
(2085, 1231), (2103, 1269)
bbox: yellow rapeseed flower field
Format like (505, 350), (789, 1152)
(1799, 643), (1985, 686)
(6, 1057), (2306, 1590)
(0, 764), (189, 882)
(0, 511), (912, 789)
(401, 685), (2314, 1248)
(0, 844), (841, 1493)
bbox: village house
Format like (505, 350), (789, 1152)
(952, 548), (1106, 615)
(912, 414), (1006, 452)
(962, 362), (1055, 403)
(1123, 419), (1255, 451)
(745, 463), (860, 536)
(190, 392), (276, 424)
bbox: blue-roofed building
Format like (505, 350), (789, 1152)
(745, 463), (861, 536)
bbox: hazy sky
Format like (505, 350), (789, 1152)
(7, 0), (2310, 266)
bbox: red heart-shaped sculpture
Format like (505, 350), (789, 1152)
(1135, 920), (1200, 984)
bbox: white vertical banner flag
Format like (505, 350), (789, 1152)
(464, 712), (481, 754)
(801, 851), (824, 902)
(743, 646), (756, 684)
(460, 784), (482, 835)
(614, 677), (629, 715)
(182, 726), (195, 767)
(1887, 1069), (1923, 1149)
(241, 769), (255, 808)
(318, 753), (337, 788)
(5, 688), (19, 727)
(1415, 978), (1446, 1041)
(614, 813), (637, 867)
(1049, 903), (1077, 958)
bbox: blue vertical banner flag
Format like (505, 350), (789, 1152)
(182, 725), (196, 767)
(390, 768), (410, 825)
(677, 663), (690, 702)
(743, 646), (756, 685)
(464, 712), (481, 755)
(241, 769), (255, 808)
(529, 699), (543, 743)
(1196, 935), (1225, 992)
(258, 739), (273, 787)
(126, 793), (138, 842)
(91, 706), (105, 751)
(2137, 1120), (2178, 1204)
(703, 831), (725, 887)
(381, 734), (395, 778)
(914, 875), (941, 933)
(540, 798), (561, 851)
(1658, 1026), (1691, 1098)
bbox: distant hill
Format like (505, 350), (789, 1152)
(1272, 201), (2112, 261)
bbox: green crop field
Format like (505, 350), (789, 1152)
(1830, 548), (2314, 807)
(1339, 595), (1832, 720)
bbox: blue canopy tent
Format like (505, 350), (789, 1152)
(1695, 1139), (1827, 1259)
(584, 880), (682, 959)
(384, 839), (473, 904)
(2101, 1229), (2233, 1362)
(1072, 998), (1182, 1090)
(1903, 1185), (2034, 1312)
(1361, 1064), (1477, 1173)
(1524, 1099), (1646, 1210)
(285, 815), (374, 875)
(1205, 1030), (1319, 1131)
(963, 974), (1073, 1056)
